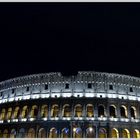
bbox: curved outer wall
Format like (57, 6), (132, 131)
(0, 71), (140, 138)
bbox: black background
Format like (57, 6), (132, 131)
(0, 3), (140, 81)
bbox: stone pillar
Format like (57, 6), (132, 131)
(127, 103), (131, 119)
(95, 124), (98, 138)
(59, 103), (62, 120)
(83, 103), (86, 120)
(37, 105), (41, 120)
(94, 102), (98, 120)
(48, 104), (51, 120)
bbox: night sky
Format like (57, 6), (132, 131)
(0, 3), (140, 81)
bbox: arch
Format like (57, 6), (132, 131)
(51, 104), (59, 117)
(74, 104), (83, 117)
(120, 105), (127, 118)
(41, 105), (48, 118)
(111, 128), (119, 138)
(27, 128), (35, 138)
(130, 106), (137, 119)
(3, 129), (9, 138)
(21, 106), (28, 118)
(86, 127), (95, 138)
(122, 129), (130, 138)
(49, 127), (57, 138)
(1, 108), (6, 120)
(109, 105), (116, 118)
(13, 106), (20, 119)
(73, 127), (82, 138)
(7, 107), (12, 120)
(0, 130), (2, 138)
(61, 128), (69, 138)
(133, 129), (140, 138)
(98, 105), (105, 117)
(10, 129), (16, 138)
(18, 128), (25, 138)
(62, 104), (71, 117)
(38, 128), (46, 138)
(30, 105), (38, 118)
(86, 104), (94, 117)
(99, 128), (107, 138)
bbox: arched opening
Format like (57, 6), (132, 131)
(21, 106), (28, 118)
(109, 105), (116, 118)
(99, 128), (107, 138)
(18, 128), (25, 138)
(122, 129), (130, 138)
(86, 127), (95, 138)
(41, 105), (48, 118)
(3, 129), (9, 138)
(73, 127), (82, 138)
(74, 104), (82, 117)
(27, 128), (35, 138)
(111, 128), (119, 138)
(51, 104), (59, 117)
(86, 104), (94, 117)
(133, 129), (140, 138)
(130, 106), (136, 119)
(13, 107), (20, 119)
(10, 129), (16, 138)
(120, 105), (127, 118)
(38, 128), (46, 138)
(62, 104), (71, 117)
(7, 107), (12, 120)
(31, 105), (38, 118)
(98, 105), (105, 117)
(1, 108), (6, 120)
(0, 130), (2, 138)
(49, 128), (57, 138)
(61, 128), (69, 138)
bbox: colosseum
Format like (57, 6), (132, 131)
(0, 71), (140, 138)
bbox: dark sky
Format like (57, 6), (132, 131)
(0, 3), (140, 81)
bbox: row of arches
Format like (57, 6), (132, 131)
(1, 128), (140, 138)
(0, 104), (137, 120)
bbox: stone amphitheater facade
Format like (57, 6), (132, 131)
(0, 71), (140, 138)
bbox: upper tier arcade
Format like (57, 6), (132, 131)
(0, 71), (140, 103)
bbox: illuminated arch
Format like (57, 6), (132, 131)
(41, 105), (48, 118)
(18, 128), (25, 138)
(62, 104), (71, 117)
(111, 128), (119, 138)
(130, 106), (137, 119)
(122, 129), (130, 138)
(73, 127), (82, 138)
(109, 105), (117, 118)
(120, 105), (127, 118)
(10, 129), (16, 138)
(74, 104), (83, 117)
(61, 128), (69, 138)
(98, 105), (105, 117)
(13, 107), (20, 119)
(38, 128), (46, 138)
(27, 128), (35, 138)
(1, 108), (6, 120)
(86, 104), (94, 117)
(86, 127), (95, 138)
(133, 129), (140, 138)
(49, 128), (57, 138)
(7, 107), (12, 120)
(3, 129), (9, 138)
(99, 128), (107, 138)
(30, 105), (38, 118)
(21, 106), (28, 118)
(51, 104), (59, 117)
